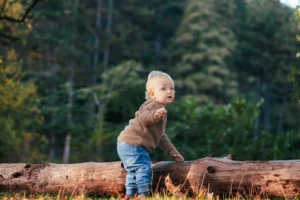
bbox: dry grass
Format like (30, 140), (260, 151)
(1, 191), (297, 200)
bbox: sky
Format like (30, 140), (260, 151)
(280, 0), (299, 7)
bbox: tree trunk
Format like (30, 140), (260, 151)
(276, 89), (288, 134)
(103, 0), (113, 71)
(263, 81), (271, 132)
(92, 0), (102, 85)
(63, 69), (74, 164)
(1, 157), (300, 198)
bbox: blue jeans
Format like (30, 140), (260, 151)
(117, 141), (152, 197)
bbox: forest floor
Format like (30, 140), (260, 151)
(0, 192), (293, 200)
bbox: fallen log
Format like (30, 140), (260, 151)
(0, 157), (300, 198)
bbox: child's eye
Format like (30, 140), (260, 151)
(161, 88), (165, 90)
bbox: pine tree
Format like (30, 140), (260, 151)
(170, 0), (238, 103)
(233, 0), (299, 132)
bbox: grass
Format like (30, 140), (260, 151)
(1, 192), (200, 200)
(1, 192), (298, 200)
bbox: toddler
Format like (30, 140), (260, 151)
(117, 70), (184, 199)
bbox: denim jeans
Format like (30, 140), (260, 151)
(117, 141), (152, 197)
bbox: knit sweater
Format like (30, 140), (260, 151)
(117, 99), (179, 157)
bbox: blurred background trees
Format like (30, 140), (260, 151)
(0, 0), (299, 163)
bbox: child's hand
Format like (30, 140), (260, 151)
(154, 108), (167, 119)
(172, 153), (184, 162)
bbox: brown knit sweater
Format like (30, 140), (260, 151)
(117, 99), (179, 157)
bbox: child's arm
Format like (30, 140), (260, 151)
(159, 134), (185, 162)
(138, 107), (167, 125)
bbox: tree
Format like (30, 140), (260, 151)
(21, 0), (184, 162)
(289, 6), (300, 105)
(233, 0), (299, 132)
(0, 57), (45, 162)
(287, 5), (300, 134)
(170, 0), (238, 103)
(0, 0), (39, 44)
(77, 61), (145, 162)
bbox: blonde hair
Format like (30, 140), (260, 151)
(145, 71), (174, 100)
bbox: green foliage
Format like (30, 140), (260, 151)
(71, 61), (145, 162)
(0, 0), (32, 47)
(0, 59), (46, 162)
(170, 0), (238, 102)
(237, 0), (298, 79)
(288, 62), (300, 110)
(158, 96), (262, 161)
(289, 6), (300, 105)
(159, 96), (300, 161)
(232, 0), (299, 132)
(251, 130), (300, 160)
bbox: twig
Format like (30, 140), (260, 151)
(0, 0), (7, 16)
(70, 184), (79, 199)
(155, 175), (163, 194)
(0, 32), (18, 41)
(0, 0), (39, 22)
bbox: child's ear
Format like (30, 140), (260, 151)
(148, 90), (155, 99)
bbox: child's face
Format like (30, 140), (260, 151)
(149, 77), (175, 106)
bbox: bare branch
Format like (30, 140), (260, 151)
(0, 32), (18, 41)
(0, 0), (39, 23)
(0, 0), (7, 16)
(0, 0), (40, 44)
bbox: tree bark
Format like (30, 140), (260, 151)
(92, 0), (102, 85)
(1, 157), (300, 198)
(63, 66), (74, 164)
(103, 0), (113, 71)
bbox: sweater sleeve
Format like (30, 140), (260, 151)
(137, 104), (161, 125)
(158, 134), (179, 157)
